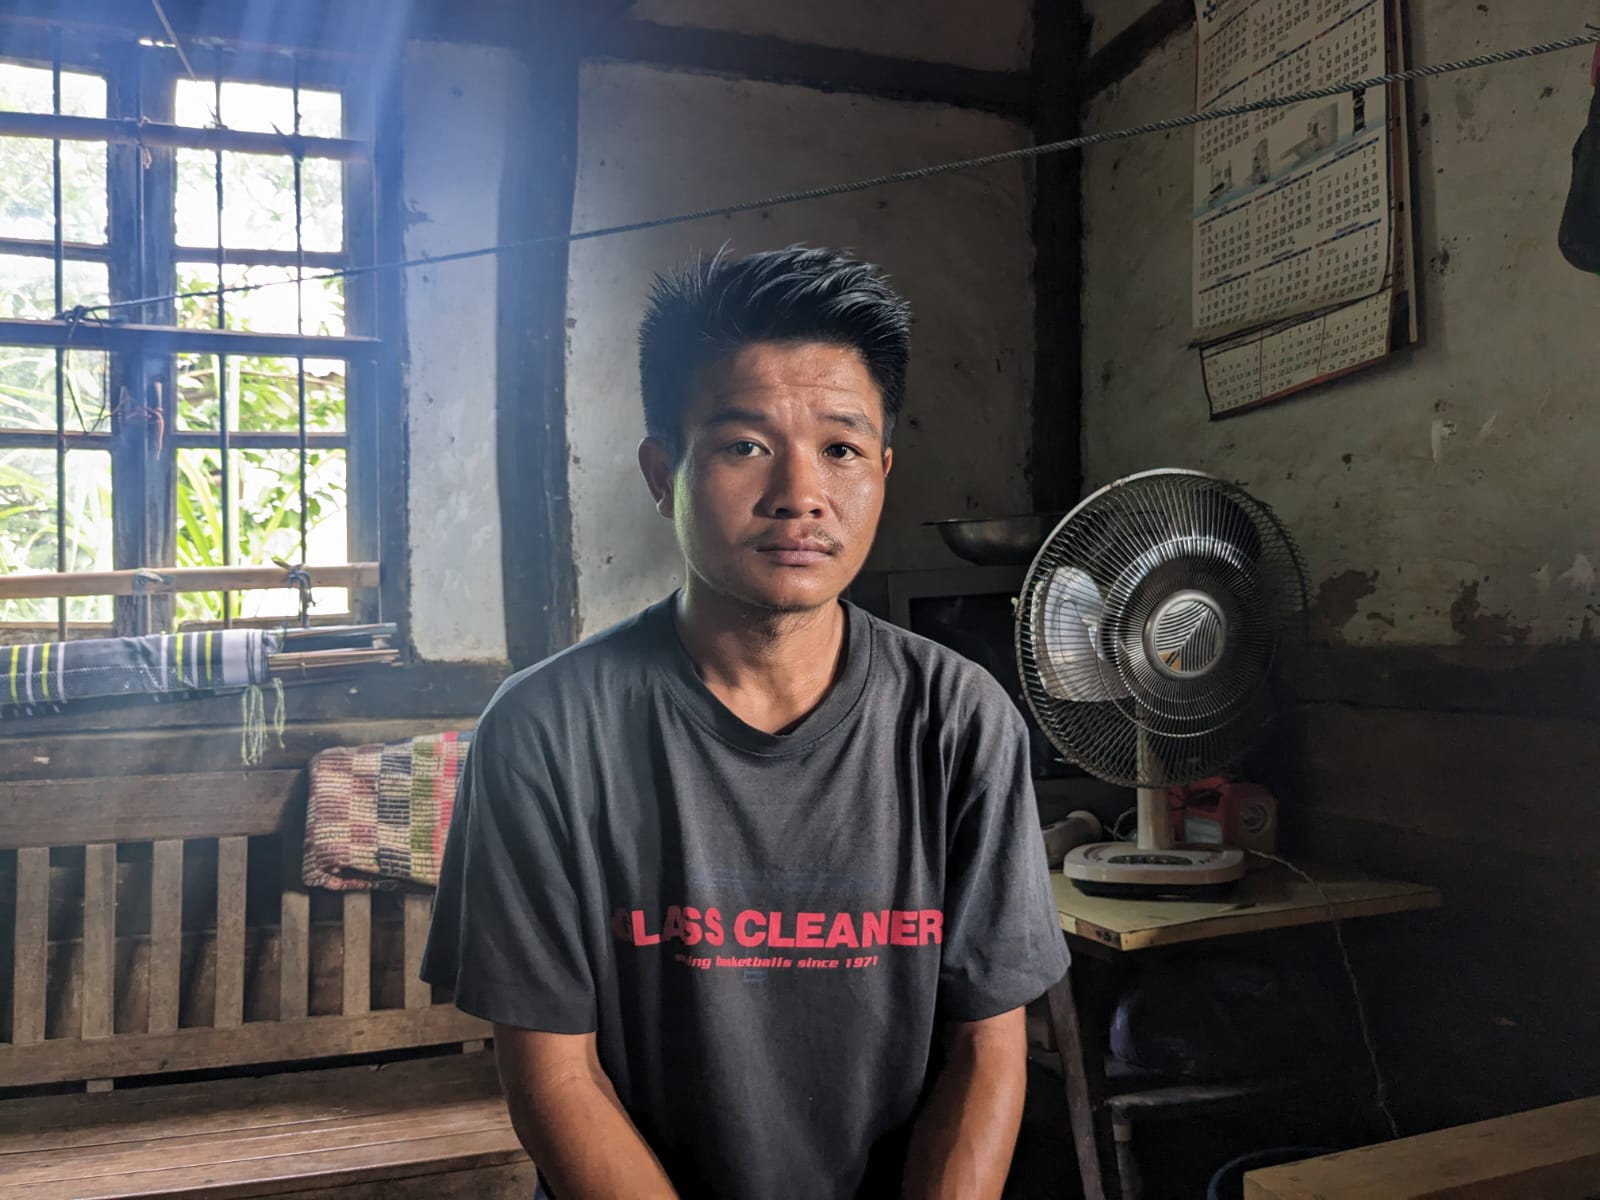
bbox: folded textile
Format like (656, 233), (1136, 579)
(301, 730), (471, 891)
(2, 629), (274, 713)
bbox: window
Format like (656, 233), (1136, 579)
(0, 30), (381, 639)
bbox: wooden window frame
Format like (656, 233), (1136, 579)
(0, 25), (393, 642)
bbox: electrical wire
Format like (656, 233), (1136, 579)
(54, 28), (1600, 323)
(1245, 848), (1402, 1141)
(148, 0), (197, 81)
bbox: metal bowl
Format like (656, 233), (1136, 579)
(926, 512), (1066, 566)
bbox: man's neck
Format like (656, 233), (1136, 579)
(673, 581), (848, 735)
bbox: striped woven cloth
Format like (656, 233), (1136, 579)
(3, 629), (272, 714)
(301, 730), (471, 891)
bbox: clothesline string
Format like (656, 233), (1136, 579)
(53, 27), (1600, 323)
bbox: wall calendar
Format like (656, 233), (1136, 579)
(1192, 0), (1416, 418)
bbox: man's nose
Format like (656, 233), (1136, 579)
(761, 451), (825, 519)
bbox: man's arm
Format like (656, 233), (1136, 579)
(900, 1007), (1028, 1200)
(494, 1025), (679, 1200)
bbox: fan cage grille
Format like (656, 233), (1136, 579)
(1015, 470), (1308, 789)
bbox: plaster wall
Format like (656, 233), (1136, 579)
(565, 62), (1037, 637)
(1081, 3), (1600, 646)
(400, 40), (516, 661)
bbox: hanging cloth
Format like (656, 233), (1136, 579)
(1559, 43), (1600, 275)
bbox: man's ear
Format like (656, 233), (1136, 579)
(881, 445), (893, 481)
(638, 437), (675, 519)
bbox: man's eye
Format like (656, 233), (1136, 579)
(727, 440), (762, 457)
(825, 444), (862, 459)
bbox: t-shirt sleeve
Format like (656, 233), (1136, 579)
(420, 710), (597, 1033)
(937, 689), (1072, 1022)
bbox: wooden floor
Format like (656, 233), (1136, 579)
(0, 1052), (535, 1199)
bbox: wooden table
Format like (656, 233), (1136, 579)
(1243, 1096), (1600, 1199)
(1041, 861), (1441, 1200)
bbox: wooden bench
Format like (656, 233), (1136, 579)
(1, 1054), (529, 1199)
(0, 695), (532, 1198)
(1243, 1096), (1600, 1200)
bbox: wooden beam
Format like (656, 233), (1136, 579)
(107, 54), (148, 641)
(587, 19), (1032, 117)
(0, 1005), (490, 1089)
(0, 660), (502, 737)
(496, 22), (581, 667)
(0, 110), (366, 158)
(366, 58), (413, 648)
(137, 62), (179, 636)
(1082, 0), (1194, 99)
(1029, 0), (1086, 513)
(0, 0), (393, 64)
(0, 561), (379, 600)
(0, 317), (379, 359)
(0, 771), (303, 849)
(1243, 1097), (1600, 1200)
(0, 717), (469, 781)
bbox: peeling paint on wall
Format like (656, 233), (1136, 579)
(1450, 580), (1531, 646)
(1310, 569), (1378, 645)
(1559, 554), (1594, 592)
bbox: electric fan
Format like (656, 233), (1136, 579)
(1015, 469), (1308, 899)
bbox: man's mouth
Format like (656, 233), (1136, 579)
(754, 538), (838, 566)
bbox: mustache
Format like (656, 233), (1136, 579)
(746, 527), (845, 552)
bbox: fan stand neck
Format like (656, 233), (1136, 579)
(1135, 786), (1174, 851)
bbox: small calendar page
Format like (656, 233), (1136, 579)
(1192, 0), (1407, 416)
(1201, 290), (1394, 416)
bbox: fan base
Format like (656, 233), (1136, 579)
(1062, 841), (1245, 900)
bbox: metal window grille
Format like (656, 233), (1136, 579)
(0, 28), (382, 640)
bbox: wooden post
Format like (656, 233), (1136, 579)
(1045, 970), (1107, 1200)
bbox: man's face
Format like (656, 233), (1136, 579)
(639, 341), (893, 615)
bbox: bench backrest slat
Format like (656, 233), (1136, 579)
(214, 836), (248, 1029)
(12, 847), (49, 1046)
(279, 889), (311, 1023)
(343, 892), (371, 1017)
(403, 893), (432, 1011)
(82, 844), (117, 1040)
(149, 840), (184, 1035)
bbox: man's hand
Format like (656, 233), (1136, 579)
(493, 1024), (679, 1200)
(901, 1007), (1028, 1200)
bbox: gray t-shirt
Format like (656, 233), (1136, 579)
(422, 595), (1070, 1199)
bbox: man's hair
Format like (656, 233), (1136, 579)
(638, 245), (912, 458)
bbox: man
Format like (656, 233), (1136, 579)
(422, 246), (1069, 1199)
